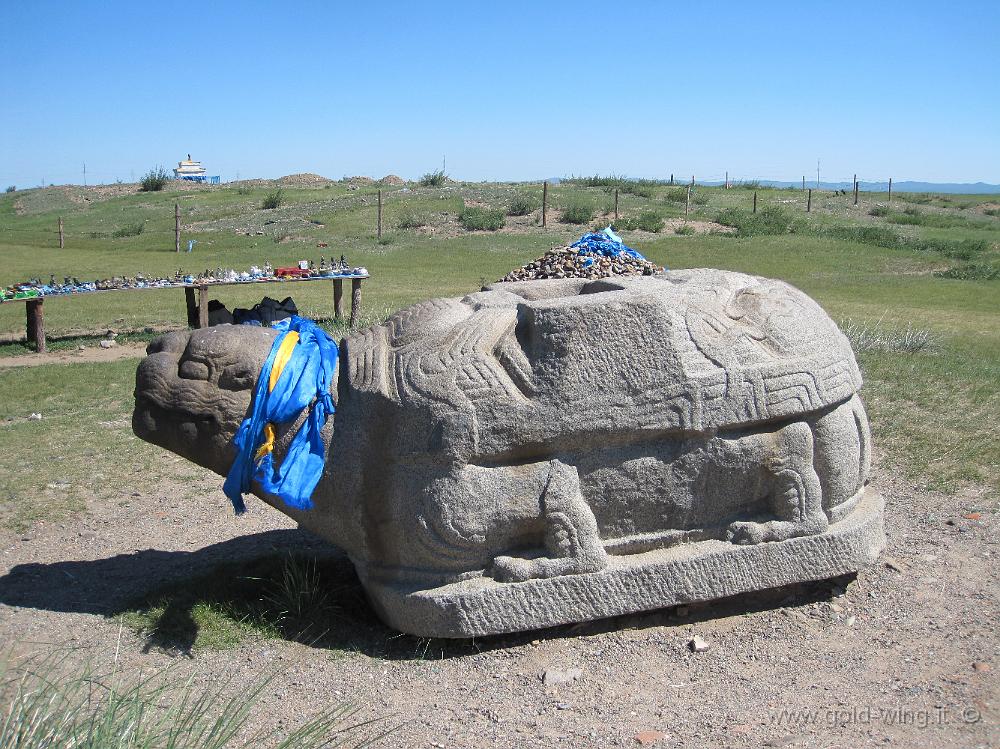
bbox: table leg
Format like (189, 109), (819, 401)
(333, 279), (344, 320)
(184, 287), (198, 328)
(198, 286), (209, 329)
(350, 279), (362, 328)
(26, 298), (46, 353)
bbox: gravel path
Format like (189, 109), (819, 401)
(0, 465), (995, 748)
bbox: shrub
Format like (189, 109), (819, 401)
(935, 263), (1000, 281)
(674, 224), (695, 235)
(507, 192), (539, 216)
(635, 210), (664, 232)
(737, 179), (762, 190)
(819, 224), (903, 249)
(984, 208), (1000, 217)
(112, 221), (144, 238)
(904, 206), (922, 216)
(396, 207), (428, 229)
(139, 166), (169, 192)
(869, 205), (890, 217)
(926, 238), (988, 260)
(419, 170), (447, 187)
(663, 187), (689, 203)
(692, 192), (710, 205)
(459, 205), (505, 231)
(566, 174), (626, 188)
(559, 197), (595, 225)
(716, 206), (791, 237)
(622, 182), (655, 199)
(886, 210), (971, 228)
(609, 216), (637, 231)
(4, 185), (15, 193)
(261, 189), (283, 210)
(236, 183), (253, 195)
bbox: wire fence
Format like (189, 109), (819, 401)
(0, 174), (916, 244)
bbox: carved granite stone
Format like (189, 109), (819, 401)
(133, 269), (885, 637)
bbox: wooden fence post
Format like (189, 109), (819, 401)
(802, 176), (806, 191)
(753, 191), (757, 213)
(26, 299), (45, 353)
(58, 217), (64, 249)
(725, 171), (729, 189)
(888, 177), (892, 203)
(614, 189), (619, 221)
(377, 189), (383, 239)
(685, 184), (691, 217)
(174, 203), (180, 252)
(854, 177), (859, 206)
(807, 188), (812, 212)
(542, 181), (548, 227)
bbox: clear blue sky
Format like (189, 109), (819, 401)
(2, 0), (997, 187)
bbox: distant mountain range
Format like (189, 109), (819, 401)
(546, 178), (1000, 194)
(719, 180), (1000, 194)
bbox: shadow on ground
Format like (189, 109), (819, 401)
(0, 529), (854, 660)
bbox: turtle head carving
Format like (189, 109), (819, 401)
(133, 325), (281, 476)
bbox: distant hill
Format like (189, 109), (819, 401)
(706, 179), (1000, 194)
(546, 177), (1000, 194)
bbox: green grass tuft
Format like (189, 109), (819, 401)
(395, 206), (428, 229)
(612, 211), (663, 232)
(935, 262), (1000, 281)
(0, 648), (379, 748)
(674, 223), (695, 235)
(559, 197), (595, 225)
(840, 319), (939, 354)
(716, 206), (791, 237)
(458, 205), (505, 231)
(112, 221), (145, 238)
(506, 192), (539, 216)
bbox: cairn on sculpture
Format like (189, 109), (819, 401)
(133, 269), (884, 637)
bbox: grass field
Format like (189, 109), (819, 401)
(0, 177), (997, 530)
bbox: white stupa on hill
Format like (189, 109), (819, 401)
(173, 154), (219, 184)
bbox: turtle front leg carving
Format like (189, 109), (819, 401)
(727, 420), (828, 544)
(493, 460), (608, 583)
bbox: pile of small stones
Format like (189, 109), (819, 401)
(498, 246), (662, 282)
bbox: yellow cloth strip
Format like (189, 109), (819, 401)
(254, 331), (300, 462)
(255, 423), (276, 461)
(269, 331), (299, 392)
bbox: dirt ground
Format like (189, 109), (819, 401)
(0, 341), (148, 368)
(0, 460), (996, 747)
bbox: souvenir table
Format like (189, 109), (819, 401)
(3, 273), (369, 354)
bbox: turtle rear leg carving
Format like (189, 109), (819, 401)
(727, 420), (828, 545)
(493, 460), (608, 583)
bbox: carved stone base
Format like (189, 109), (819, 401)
(359, 488), (885, 639)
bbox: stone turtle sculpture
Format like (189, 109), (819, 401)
(133, 269), (885, 637)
